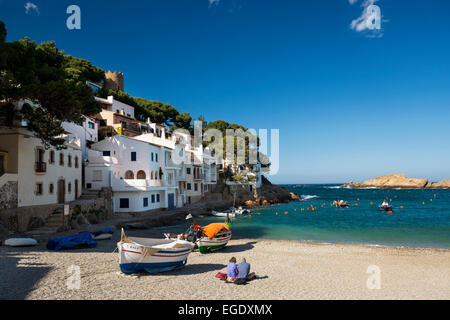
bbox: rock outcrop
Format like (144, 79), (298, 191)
(341, 174), (429, 189)
(206, 175), (302, 209)
(425, 179), (450, 189)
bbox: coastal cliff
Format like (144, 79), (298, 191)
(340, 174), (450, 189)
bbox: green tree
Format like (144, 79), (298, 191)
(0, 23), (102, 149)
(172, 112), (192, 131)
(0, 21), (6, 43)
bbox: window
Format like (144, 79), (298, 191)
(120, 198), (129, 209)
(75, 157), (79, 168)
(155, 153), (158, 162)
(151, 152), (154, 162)
(49, 183), (54, 194)
(131, 152), (137, 161)
(88, 122), (95, 129)
(86, 183), (92, 189)
(103, 151), (111, 157)
(187, 183), (192, 190)
(143, 197), (148, 207)
(194, 183), (198, 191)
(49, 150), (55, 164)
(59, 153), (64, 166)
(35, 148), (46, 173)
(151, 195), (155, 203)
(35, 183), (43, 196)
(35, 148), (45, 163)
(68, 182), (72, 193)
(137, 170), (146, 179)
(205, 184), (208, 192)
(187, 168), (191, 175)
(124, 170), (134, 179)
(156, 194), (160, 202)
(68, 155), (72, 167)
(93, 170), (103, 181)
(150, 171), (154, 180)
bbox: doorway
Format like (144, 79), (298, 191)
(57, 179), (65, 204)
(75, 179), (79, 199)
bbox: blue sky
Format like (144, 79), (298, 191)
(1, 0), (450, 183)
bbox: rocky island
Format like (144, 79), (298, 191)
(340, 174), (450, 189)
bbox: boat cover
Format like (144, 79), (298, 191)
(202, 223), (231, 240)
(46, 232), (97, 251)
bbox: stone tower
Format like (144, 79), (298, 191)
(104, 70), (124, 92)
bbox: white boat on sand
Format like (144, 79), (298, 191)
(117, 228), (195, 274)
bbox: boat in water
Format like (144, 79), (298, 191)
(379, 201), (393, 212)
(211, 210), (236, 218)
(333, 200), (349, 208)
(196, 223), (232, 254)
(235, 206), (250, 214)
(117, 228), (195, 274)
(211, 206), (249, 217)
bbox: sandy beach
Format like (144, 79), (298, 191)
(1, 233), (449, 300)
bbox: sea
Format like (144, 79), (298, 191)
(155, 184), (450, 250)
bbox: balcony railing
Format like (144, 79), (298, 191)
(35, 162), (47, 173)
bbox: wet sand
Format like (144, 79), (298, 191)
(1, 234), (449, 300)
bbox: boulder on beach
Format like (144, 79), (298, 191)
(341, 174), (429, 189)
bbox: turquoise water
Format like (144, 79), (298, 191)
(160, 184), (450, 249)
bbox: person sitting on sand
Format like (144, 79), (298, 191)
(227, 257), (239, 282)
(237, 258), (256, 281)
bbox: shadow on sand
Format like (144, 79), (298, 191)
(219, 241), (257, 254)
(131, 263), (227, 277)
(0, 249), (52, 300)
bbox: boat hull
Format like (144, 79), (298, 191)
(120, 260), (187, 275)
(196, 231), (232, 254)
(211, 211), (235, 218)
(118, 240), (193, 274)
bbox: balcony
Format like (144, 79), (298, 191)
(35, 162), (47, 174)
(111, 177), (169, 191)
(165, 159), (182, 170)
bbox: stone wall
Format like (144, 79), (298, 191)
(0, 187), (113, 233)
(0, 181), (18, 210)
(0, 203), (60, 233)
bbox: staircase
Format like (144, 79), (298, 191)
(26, 207), (65, 240)
(78, 189), (100, 201)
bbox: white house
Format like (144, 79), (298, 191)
(62, 116), (98, 161)
(0, 126), (82, 209)
(84, 135), (181, 213)
(203, 147), (218, 193)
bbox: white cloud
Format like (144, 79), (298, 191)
(24, 2), (40, 15)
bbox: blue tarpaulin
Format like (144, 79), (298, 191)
(46, 232), (97, 251)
